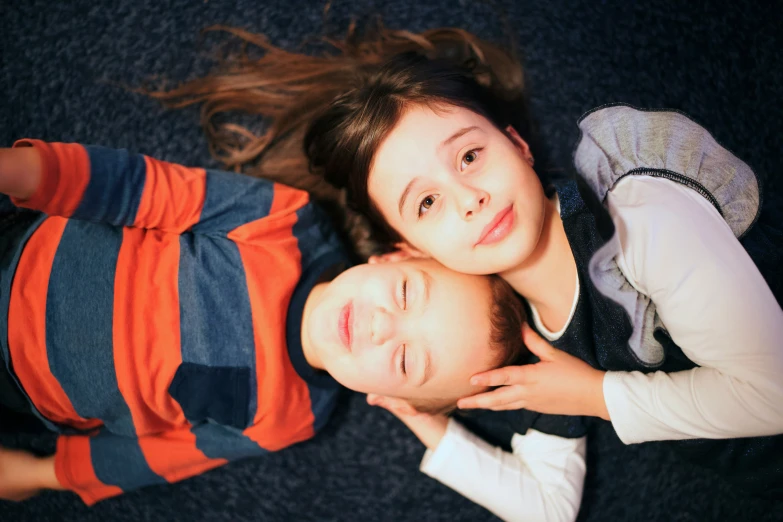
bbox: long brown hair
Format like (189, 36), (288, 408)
(151, 22), (529, 257)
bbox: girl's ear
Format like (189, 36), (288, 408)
(504, 125), (534, 166)
(394, 242), (429, 259)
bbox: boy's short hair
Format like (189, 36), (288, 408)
(408, 276), (528, 415)
(486, 275), (529, 370)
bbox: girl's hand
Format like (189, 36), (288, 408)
(367, 394), (449, 449)
(0, 446), (50, 502)
(457, 324), (610, 420)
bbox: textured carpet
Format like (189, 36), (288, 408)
(1, 0), (782, 520)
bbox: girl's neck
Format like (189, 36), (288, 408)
(500, 195), (577, 332)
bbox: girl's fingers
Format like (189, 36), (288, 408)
(490, 400), (528, 412)
(457, 385), (526, 410)
(522, 323), (557, 361)
(471, 365), (529, 387)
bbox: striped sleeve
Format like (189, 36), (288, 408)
(11, 140), (303, 234)
(55, 422), (275, 505)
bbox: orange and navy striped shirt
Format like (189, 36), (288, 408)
(0, 140), (351, 505)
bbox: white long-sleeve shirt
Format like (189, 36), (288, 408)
(531, 175), (783, 443)
(601, 175), (783, 443)
(420, 419), (586, 522)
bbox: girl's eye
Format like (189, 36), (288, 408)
(402, 279), (408, 310)
(400, 345), (407, 376)
(417, 195), (438, 217)
(460, 149), (481, 171)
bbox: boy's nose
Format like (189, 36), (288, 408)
(370, 308), (395, 345)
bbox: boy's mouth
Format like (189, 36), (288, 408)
(339, 301), (353, 351)
(475, 204), (515, 246)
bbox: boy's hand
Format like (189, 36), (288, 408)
(0, 147), (42, 201)
(0, 446), (49, 502)
(367, 394), (449, 450)
(457, 324), (610, 420)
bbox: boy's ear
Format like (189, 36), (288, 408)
(504, 125), (534, 166)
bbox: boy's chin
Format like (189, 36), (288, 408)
(324, 371), (357, 392)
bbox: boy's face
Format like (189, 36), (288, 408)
(304, 259), (497, 402)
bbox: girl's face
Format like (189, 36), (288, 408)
(367, 104), (547, 276)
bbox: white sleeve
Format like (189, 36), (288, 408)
(419, 418), (586, 522)
(603, 175), (783, 444)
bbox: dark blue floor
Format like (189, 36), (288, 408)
(2, 1), (782, 520)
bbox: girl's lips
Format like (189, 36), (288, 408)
(476, 205), (515, 246)
(339, 302), (353, 351)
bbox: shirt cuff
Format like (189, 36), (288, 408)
(55, 435), (123, 505)
(10, 140), (89, 217)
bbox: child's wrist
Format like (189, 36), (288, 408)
(33, 455), (64, 491)
(0, 147), (42, 201)
(592, 370), (610, 420)
(404, 414), (449, 450)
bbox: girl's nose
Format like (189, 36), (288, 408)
(455, 184), (489, 220)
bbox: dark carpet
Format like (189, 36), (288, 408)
(1, 0), (782, 520)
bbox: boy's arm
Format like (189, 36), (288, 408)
(3, 140), (307, 234)
(603, 176), (783, 444)
(0, 446), (64, 502)
(0, 147), (42, 201)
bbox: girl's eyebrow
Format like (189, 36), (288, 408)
(398, 176), (421, 217)
(438, 125), (480, 150)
